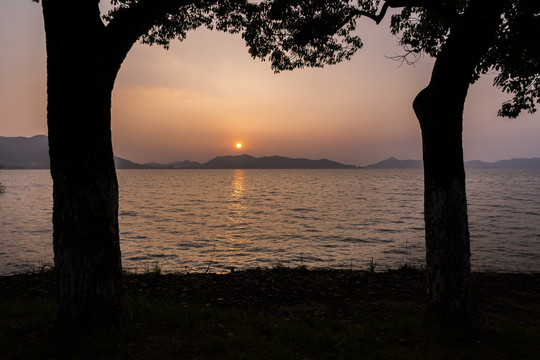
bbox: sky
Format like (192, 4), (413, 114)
(1, 1), (539, 166)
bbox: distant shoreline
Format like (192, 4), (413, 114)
(2, 135), (540, 169)
(2, 166), (540, 171)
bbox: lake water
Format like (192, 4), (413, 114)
(0, 169), (539, 275)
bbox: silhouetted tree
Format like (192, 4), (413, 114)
(243, 0), (539, 324)
(37, 0), (247, 329)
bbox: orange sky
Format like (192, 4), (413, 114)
(1, 1), (539, 166)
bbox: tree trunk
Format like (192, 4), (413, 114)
(42, 0), (199, 330)
(414, 84), (471, 324)
(413, 0), (505, 325)
(43, 0), (125, 329)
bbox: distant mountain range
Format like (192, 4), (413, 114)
(0, 135), (356, 169)
(2, 135), (540, 170)
(0, 135), (50, 169)
(365, 157), (423, 169)
(196, 154), (356, 169)
(112, 154), (357, 169)
(365, 157), (540, 169)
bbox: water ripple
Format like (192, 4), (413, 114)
(1, 169), (540, 274)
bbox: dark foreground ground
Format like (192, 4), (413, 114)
(1, 267), (539, 359)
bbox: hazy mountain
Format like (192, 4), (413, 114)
(113, 157), (145, 169)
(1, 135), (145, 169)
(366, 157), (423, 169)
(2, 136), (540, 170)
(198, 154), (257, 169)
(464, 160), (491, 169)
(165, 160), (201, 169)
(186, 154), (357, 169)
(243, 155), (357, 169)
(0, 135), (50, 169)
(140, 160), (201, 169)
(465, 158), (540, 169)
(0, 136), (355, 169)
(365, 157), (540, 169)
(140, 155), (355, 169)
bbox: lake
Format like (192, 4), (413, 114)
(0, 169), (539, 275)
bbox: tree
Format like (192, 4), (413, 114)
(243, 0), (539, 324)
(38, 0), (247, 329)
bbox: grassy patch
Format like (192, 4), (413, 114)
(0, 299), (57, 359)
(1, 269), (539, 359)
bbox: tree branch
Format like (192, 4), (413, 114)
(384, 0), (459, 24)
(329, 0), (458, 38)
(351, 1), (391, 25)
(349, 0), (459, 26)
(385, 44), (422, 67)
(104, 0), (201, 72)
(325, 1), (390, 38)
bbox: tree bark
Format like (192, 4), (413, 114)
(41, 0), (214, 330)
(414, 83), (471, 324)
(412, 0), (505, 324)
(42, 0), (203, 330)
(43, 0), (126, 329)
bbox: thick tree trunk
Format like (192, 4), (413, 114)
(42, 0), (197, 330)
(413, 0), (505, 324)
(43, 0), (125, 329)
(414, 84), (471, 324)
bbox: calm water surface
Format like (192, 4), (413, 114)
(0, 169), (539, 274)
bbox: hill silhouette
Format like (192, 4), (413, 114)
(464, 158), (540, 169)
(198, 154), (257, 169)
(2, 136), (540, 169)
(0, 135), (50, 169)
(365, 157), (423, 169)
(365, 157), (540, 169)
(199, 155), (356, 169)
(0, 136), (356, 169)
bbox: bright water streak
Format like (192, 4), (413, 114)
(0, 169), (539, 274)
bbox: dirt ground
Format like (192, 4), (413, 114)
(3, 267), (539, 326)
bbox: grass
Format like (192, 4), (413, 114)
(1, 267), (539, 359)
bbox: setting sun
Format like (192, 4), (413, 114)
(236, 142), (242, 149)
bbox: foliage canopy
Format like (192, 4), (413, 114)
(104, 0), (250, 48)
(242, 0), (540, 118)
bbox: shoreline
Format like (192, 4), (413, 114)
(2, 267), (540, 358)
(2, 266), (539, 315)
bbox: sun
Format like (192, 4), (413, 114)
(236, 142), (243, 149)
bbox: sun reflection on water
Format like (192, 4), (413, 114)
(231, 169), (245, 200)
(217, 169), (253, 268)
(226, 169), (247, 224)
(3, 169), (540, 275)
